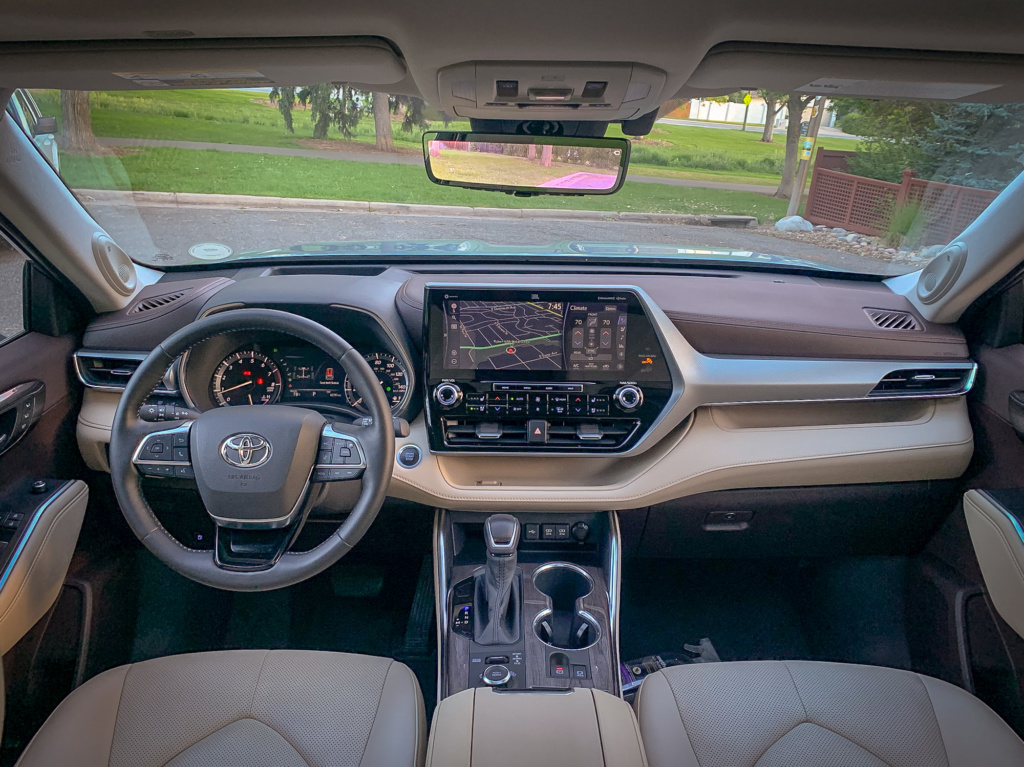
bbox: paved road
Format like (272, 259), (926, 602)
(96, 137), (775, 195)
(657, 118), (861, 140)
(82, 201), (906, 276)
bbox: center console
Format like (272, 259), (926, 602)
(424, 285), (674, 453)
(435, 509), (621, 700)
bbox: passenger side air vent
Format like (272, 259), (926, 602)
(128, 289), (190, 315)
(868, 365), (976, 397)
(441, 418), (640, 451)
(75, 351), (177, 394)
(864, 308), (922, 331)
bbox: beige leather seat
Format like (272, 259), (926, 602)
(15, 649), (426, 767)
(636, 660), (1024, 767)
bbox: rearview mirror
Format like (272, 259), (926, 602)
(422, 132), (630, 196)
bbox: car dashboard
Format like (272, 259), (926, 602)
(72, 263), (976, 513)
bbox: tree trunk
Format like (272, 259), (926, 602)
(59, 90), (100, 153)
(760, 100), (777, 143)
(372, 93), (394, 152)
(774, 94), (809, 199)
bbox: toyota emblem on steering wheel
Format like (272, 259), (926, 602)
(220, 433), (272, 468)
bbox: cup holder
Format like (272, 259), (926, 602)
(532, 563), (601, 651)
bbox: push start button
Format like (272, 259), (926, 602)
(483, 665), (511, 686)
(397, 444), (422, 468)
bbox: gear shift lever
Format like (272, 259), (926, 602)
(473, 514), (522, 645)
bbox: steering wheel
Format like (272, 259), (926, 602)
(109, 308), (395, 591)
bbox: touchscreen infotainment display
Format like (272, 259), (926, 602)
(442, 299), (628, 373)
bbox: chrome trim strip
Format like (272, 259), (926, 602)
(74, 350), (178, 395)
(434, 508), (450, 701)
(0, 480), (76, 594)
(606, 511), (623, 697)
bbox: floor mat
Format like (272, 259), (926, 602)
(620, 557), (911, 669)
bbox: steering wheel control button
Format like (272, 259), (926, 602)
(483, 665), (512, 686)
(613, 384), (644, 411)
(313, 427), (367, 481)
(397, 444), (422, 468)
(433, 383), (463, 409)
(134, 425), (194, 478)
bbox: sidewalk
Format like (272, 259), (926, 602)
(95, 137), (777, 196)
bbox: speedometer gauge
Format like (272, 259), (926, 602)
(212, 350), (282, 406)
(344, 353), (410, 412)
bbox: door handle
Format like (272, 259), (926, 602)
(0, 381), (45, 456)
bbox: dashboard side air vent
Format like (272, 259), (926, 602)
(864, 308), (922, 331)
(868, 365), (976, 397)
(128, 289), (190, 315)
(74, 351), (177, 394)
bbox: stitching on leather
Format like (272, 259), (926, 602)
(660, 669), (706, 767)
(917, 675), (954, 767)
(248, 649), (271, 718)
(356, 659), (395, 767)
(0, 482), (88, 626)
(968, 495), (1024, 583)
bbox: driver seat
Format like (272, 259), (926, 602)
(14, 649), (426, 767)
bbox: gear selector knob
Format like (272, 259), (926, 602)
(484, 514), (520, 556)
(474, 514), (522, 645)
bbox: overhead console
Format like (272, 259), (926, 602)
(436, 61), (667, 121)
(424, 285), (675, 453)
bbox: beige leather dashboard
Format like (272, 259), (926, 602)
(78, 390), (972, 511)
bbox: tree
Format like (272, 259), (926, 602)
(59, 90), (100, 153)
(758, 90), (786, 143)
(395, 96), (430, 132)
(372, 92), (394, 151)
(774, 93), (816, 199)
(269, 87), (296, 132)
(832, 98), (941, 182)
(920, 103), (1024, 190)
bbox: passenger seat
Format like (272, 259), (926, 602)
(635, 660), (1024, 767)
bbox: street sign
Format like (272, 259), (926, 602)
(742, 93), (752, 105)
(799, 137), (814, 161)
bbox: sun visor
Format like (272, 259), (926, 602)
(0, 37), (407, 90)
(438, 61), (667, 122)
(679, 43), (1024, 103)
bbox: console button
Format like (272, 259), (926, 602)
(541, 524), (557, 540)
(524, 523), (540, 540)
(483, 665), (512, 686)
(528, 394), (548, 416)
(572, 664), (589, 679)
(554, 524), (570, 540)
(527, 419), (548, 444)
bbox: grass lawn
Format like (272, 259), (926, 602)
(32, 89), (861, 188)
(61, 147), (790, 220)
(31, 88), (469, 152)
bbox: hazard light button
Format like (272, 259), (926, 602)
(527, 419), (548, 444)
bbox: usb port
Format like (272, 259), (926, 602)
(485, 655), (509, 664)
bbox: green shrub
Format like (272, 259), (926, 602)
(881, 201), (925, 248)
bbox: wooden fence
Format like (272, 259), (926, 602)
(805, 149), (999, 244)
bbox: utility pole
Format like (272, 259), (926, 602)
(786, 96), (826, 217)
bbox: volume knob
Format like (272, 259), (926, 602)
(433, 383), (463, 409)
(613, 385), (643, 411)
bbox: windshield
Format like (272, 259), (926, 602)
(19, 87), (1024, 276)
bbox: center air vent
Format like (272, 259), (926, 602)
(128, 289), (190, 314)
(75, 351), (177, 394)
(441, 418), (639, 451)
(864, 308), (922, 331)
(868, 365), (976, 397)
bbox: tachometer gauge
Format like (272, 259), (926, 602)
(212, 350), (282, 406)
(344, 352), (410, 412)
